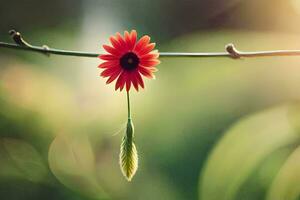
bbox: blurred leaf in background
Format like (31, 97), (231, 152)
(267, 145), (300, 200)
(49, 132), (107, 199)
(199, 105), (300, 200)
(0, 138), (48, 182)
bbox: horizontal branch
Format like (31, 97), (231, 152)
(0, 42), (100, 57)
(1, 30), (300, 59)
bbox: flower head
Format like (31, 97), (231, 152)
(98, 30), (160, 91)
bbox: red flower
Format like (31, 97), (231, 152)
(98, 30), (160, 91)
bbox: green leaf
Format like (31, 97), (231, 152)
(266, 146), (300, 200)
(119, 120), (138, 181)
(48, 133), (107, 199)
(1, 138), (48, 182)
(199, 105), (300, 200)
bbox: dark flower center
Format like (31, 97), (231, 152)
(120, 52), (139, 71)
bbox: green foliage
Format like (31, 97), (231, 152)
(199, 105), (300, 200)
(0, 138), (48, 182)
(267, 146), (300, 200)
(48, 133), (107, 199)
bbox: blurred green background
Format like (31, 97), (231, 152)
(1, 0), (300, 199)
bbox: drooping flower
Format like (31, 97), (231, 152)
(98, 30), (160, 91)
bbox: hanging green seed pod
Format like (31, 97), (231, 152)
(119, 119), (138, 181)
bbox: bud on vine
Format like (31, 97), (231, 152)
(119, 119), (138, 181)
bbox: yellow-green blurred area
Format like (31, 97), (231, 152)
(2, 0), (300, 199)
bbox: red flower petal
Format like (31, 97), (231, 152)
(124, 31), (132, 50)
(99, 54), (118, 61)
(136, 72), (145, 88)
(116, 32), (127, 50)
(103, 45), (121, 56)
(120, 73), (128, 91)
(131, 72), (139, 91)
(100, 67), (121, 77)
(140, 52), (159, 61)
(138, 43), (156, 56)
(106, 69), (122, 84)
(115, 72), (126, 91)
(147, 67), (158, 72)
(134, 35), (150, 53)
(98, 61), (119, 69)
(138, 66), (155, 79)
(126, 76), (132, 92)
(140, 59), (161, 67)
(109, 36), (122, 49)
(130, 30), (137, 49)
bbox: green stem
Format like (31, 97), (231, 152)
(126, 91), (131, 120)
(3, 39), (300, 58)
